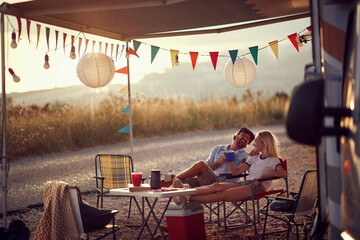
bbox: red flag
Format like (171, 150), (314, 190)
(129, 47), (139, 58)
(189, 52), (198, 70)
(63, 33), (67, 55)
(16, 17), (21, 42)
(26, 19), (31, 44)
(288, 33), (299, 52)
(209, 52), (219, 70)
(115, 66), (128, 74)
(307, 26), (312, 32)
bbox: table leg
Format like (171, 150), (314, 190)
(126, 196), (145, 227)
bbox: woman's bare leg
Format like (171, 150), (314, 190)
(190, 185), (253, 203)
(193, 182), (238, 196)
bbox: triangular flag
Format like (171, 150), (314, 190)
(99, 42), (102, 52)
(105, 43), (108, 55)
(78, 37), (82, 58)
(133, 40), (141, 52)
(83, 39), (89, 56)
(116, 44), (119, 60)
(129, 47), (139, 58)
(209, 52), (219, 70)
(36, 24), (41, 49)
(92, 40), (96, 52)
(307, 26), (312, 32)
(119, 45), (125, 59)
(115, 66), (128, 74)
(268, 40), (278, 60)
(170, 50), (179, 68)
(121, 106), (130, 113)
(63, 33), (67, 55)
(120, 86), (128, 94)
(16, 17), (21, 42)
(26, 19), (31, 44)
(288, 33), (299, 52)
(229, 50), (238, 64)
(110, 44), (114, 57)
(249, 46), (259, 65)
(45, 27), (50, 52)
(118, 125), (130, 133)
(55, 30), (59, 52)
(189, 52), (198, 70)
(151, 45), (160, 64)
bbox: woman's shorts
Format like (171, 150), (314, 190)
(237, 179), (266, 195)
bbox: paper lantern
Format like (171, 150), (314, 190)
(76, 52), (115, 88)
(224, 57), (256, 88)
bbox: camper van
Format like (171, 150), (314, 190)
(286, 0), (360, 239)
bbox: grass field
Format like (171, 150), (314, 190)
(2, 91), (288, 160)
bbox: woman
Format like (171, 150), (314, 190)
(173, 130), (286, 203)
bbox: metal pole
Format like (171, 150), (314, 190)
(126, 42), (133, 157)
(1, 12), (7, 228)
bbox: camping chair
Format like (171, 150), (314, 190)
(67, 185), (120, 240)
(94, 154), (143, 224)
(261, 169), (318, 240)
(222, 158), (289, 235)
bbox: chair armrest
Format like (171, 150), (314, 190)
(93, 176), (105, 180)
(256, 176), (282, 182)
(219, 173), (248, 179)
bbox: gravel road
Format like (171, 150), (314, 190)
(0, 124), (312, 213)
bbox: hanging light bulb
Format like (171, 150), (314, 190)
(10, 32), (17, 49)
(8, 68), (20, 83)
(175, 54), (179, 66)
(70, 45), (76, 59)
(44, 54), (50, 69)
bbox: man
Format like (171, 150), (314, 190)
(173, 127), (255, 187)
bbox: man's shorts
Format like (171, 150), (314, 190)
(181, 165), (218, 188)
(237, 180), (266, 195)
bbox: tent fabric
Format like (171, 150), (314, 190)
(0, 0), (309, 41)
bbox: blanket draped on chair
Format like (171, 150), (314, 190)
(34, 181), (79, 240)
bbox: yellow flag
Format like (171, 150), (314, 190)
(120, 86), (128, 94)
(170, 49), (179, 68)
(268, 40), (278, 60)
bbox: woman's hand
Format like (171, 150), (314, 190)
(249, 149), (260, 156)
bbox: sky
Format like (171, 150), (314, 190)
(0, 0), (312, 96)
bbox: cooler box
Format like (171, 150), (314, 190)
(165, 202), (206, 240)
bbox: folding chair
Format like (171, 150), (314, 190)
(222, 158), (289, 235)
(261, 169), (318, 240)
(67, 185), (120, 240)
(94, 154), (143, 225)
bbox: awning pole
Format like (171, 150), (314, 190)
(1, 12), (7, 228)
(126, 42), (133, 157)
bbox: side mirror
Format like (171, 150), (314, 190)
(286, 79), (324, 145)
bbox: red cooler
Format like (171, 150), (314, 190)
(165, 202), (206, 240)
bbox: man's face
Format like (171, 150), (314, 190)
(235, 132), (252, 149)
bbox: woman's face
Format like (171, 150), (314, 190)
(253, 137), (265, 152)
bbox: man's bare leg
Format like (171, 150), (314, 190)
(174, 160), (208, 183)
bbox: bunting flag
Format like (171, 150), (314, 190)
(268, 40), (278, 60)
(105, 43), (108, 54)
(118, 125), (130, 133)
(209, 52), (219, 70)
(249, 46), (259, 65)
(121, 106), (130, 113)
(110, 43), (114, 57)
(83, 39), (89, 56)
(36, 24), (41, 49)
(119, 45), (125, 59)
(307, 26), (312, 31)
(99, 42), (102, 52)
(229, 50), (238, 64)
(115, 66), (128, 74)
(170, 49), (179, 68)
(26, 19), (31, 44)
(92, 40), (96, 52)
(120, 86), (128, 94)
(78, 37), (82, 57)
(133, 40), (141, 52)
(151, 45), (160, 64)
(55, 30), (59, 52)
(288, 33), (299, 52)
(45, 27), (50, 52)
(116, 44), (119, 60)
(129, 47), (139, 57)
(189, 51), (198, 70)
(63, 33), (67, 55)
(16, 17), (21, 42)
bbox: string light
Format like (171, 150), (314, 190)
(43, 54), (50, 69)
(8, 68), (20, 83)
(175, 54), (179, 66)
(10, 32), (17, 49)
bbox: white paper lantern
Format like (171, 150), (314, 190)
(76, 52), (115, 88)
(224, 57), (256, 88)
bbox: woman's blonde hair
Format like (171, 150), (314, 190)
(256, 130), (280, 158)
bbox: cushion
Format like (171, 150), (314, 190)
(81, 203), (114, 231)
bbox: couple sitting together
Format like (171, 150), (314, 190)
(172, 127), (286, 204)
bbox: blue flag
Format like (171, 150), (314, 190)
(121, 106), (129, 113)
(118, 125), (130, 133)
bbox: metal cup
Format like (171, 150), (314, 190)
(150, 170), (161, 189)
